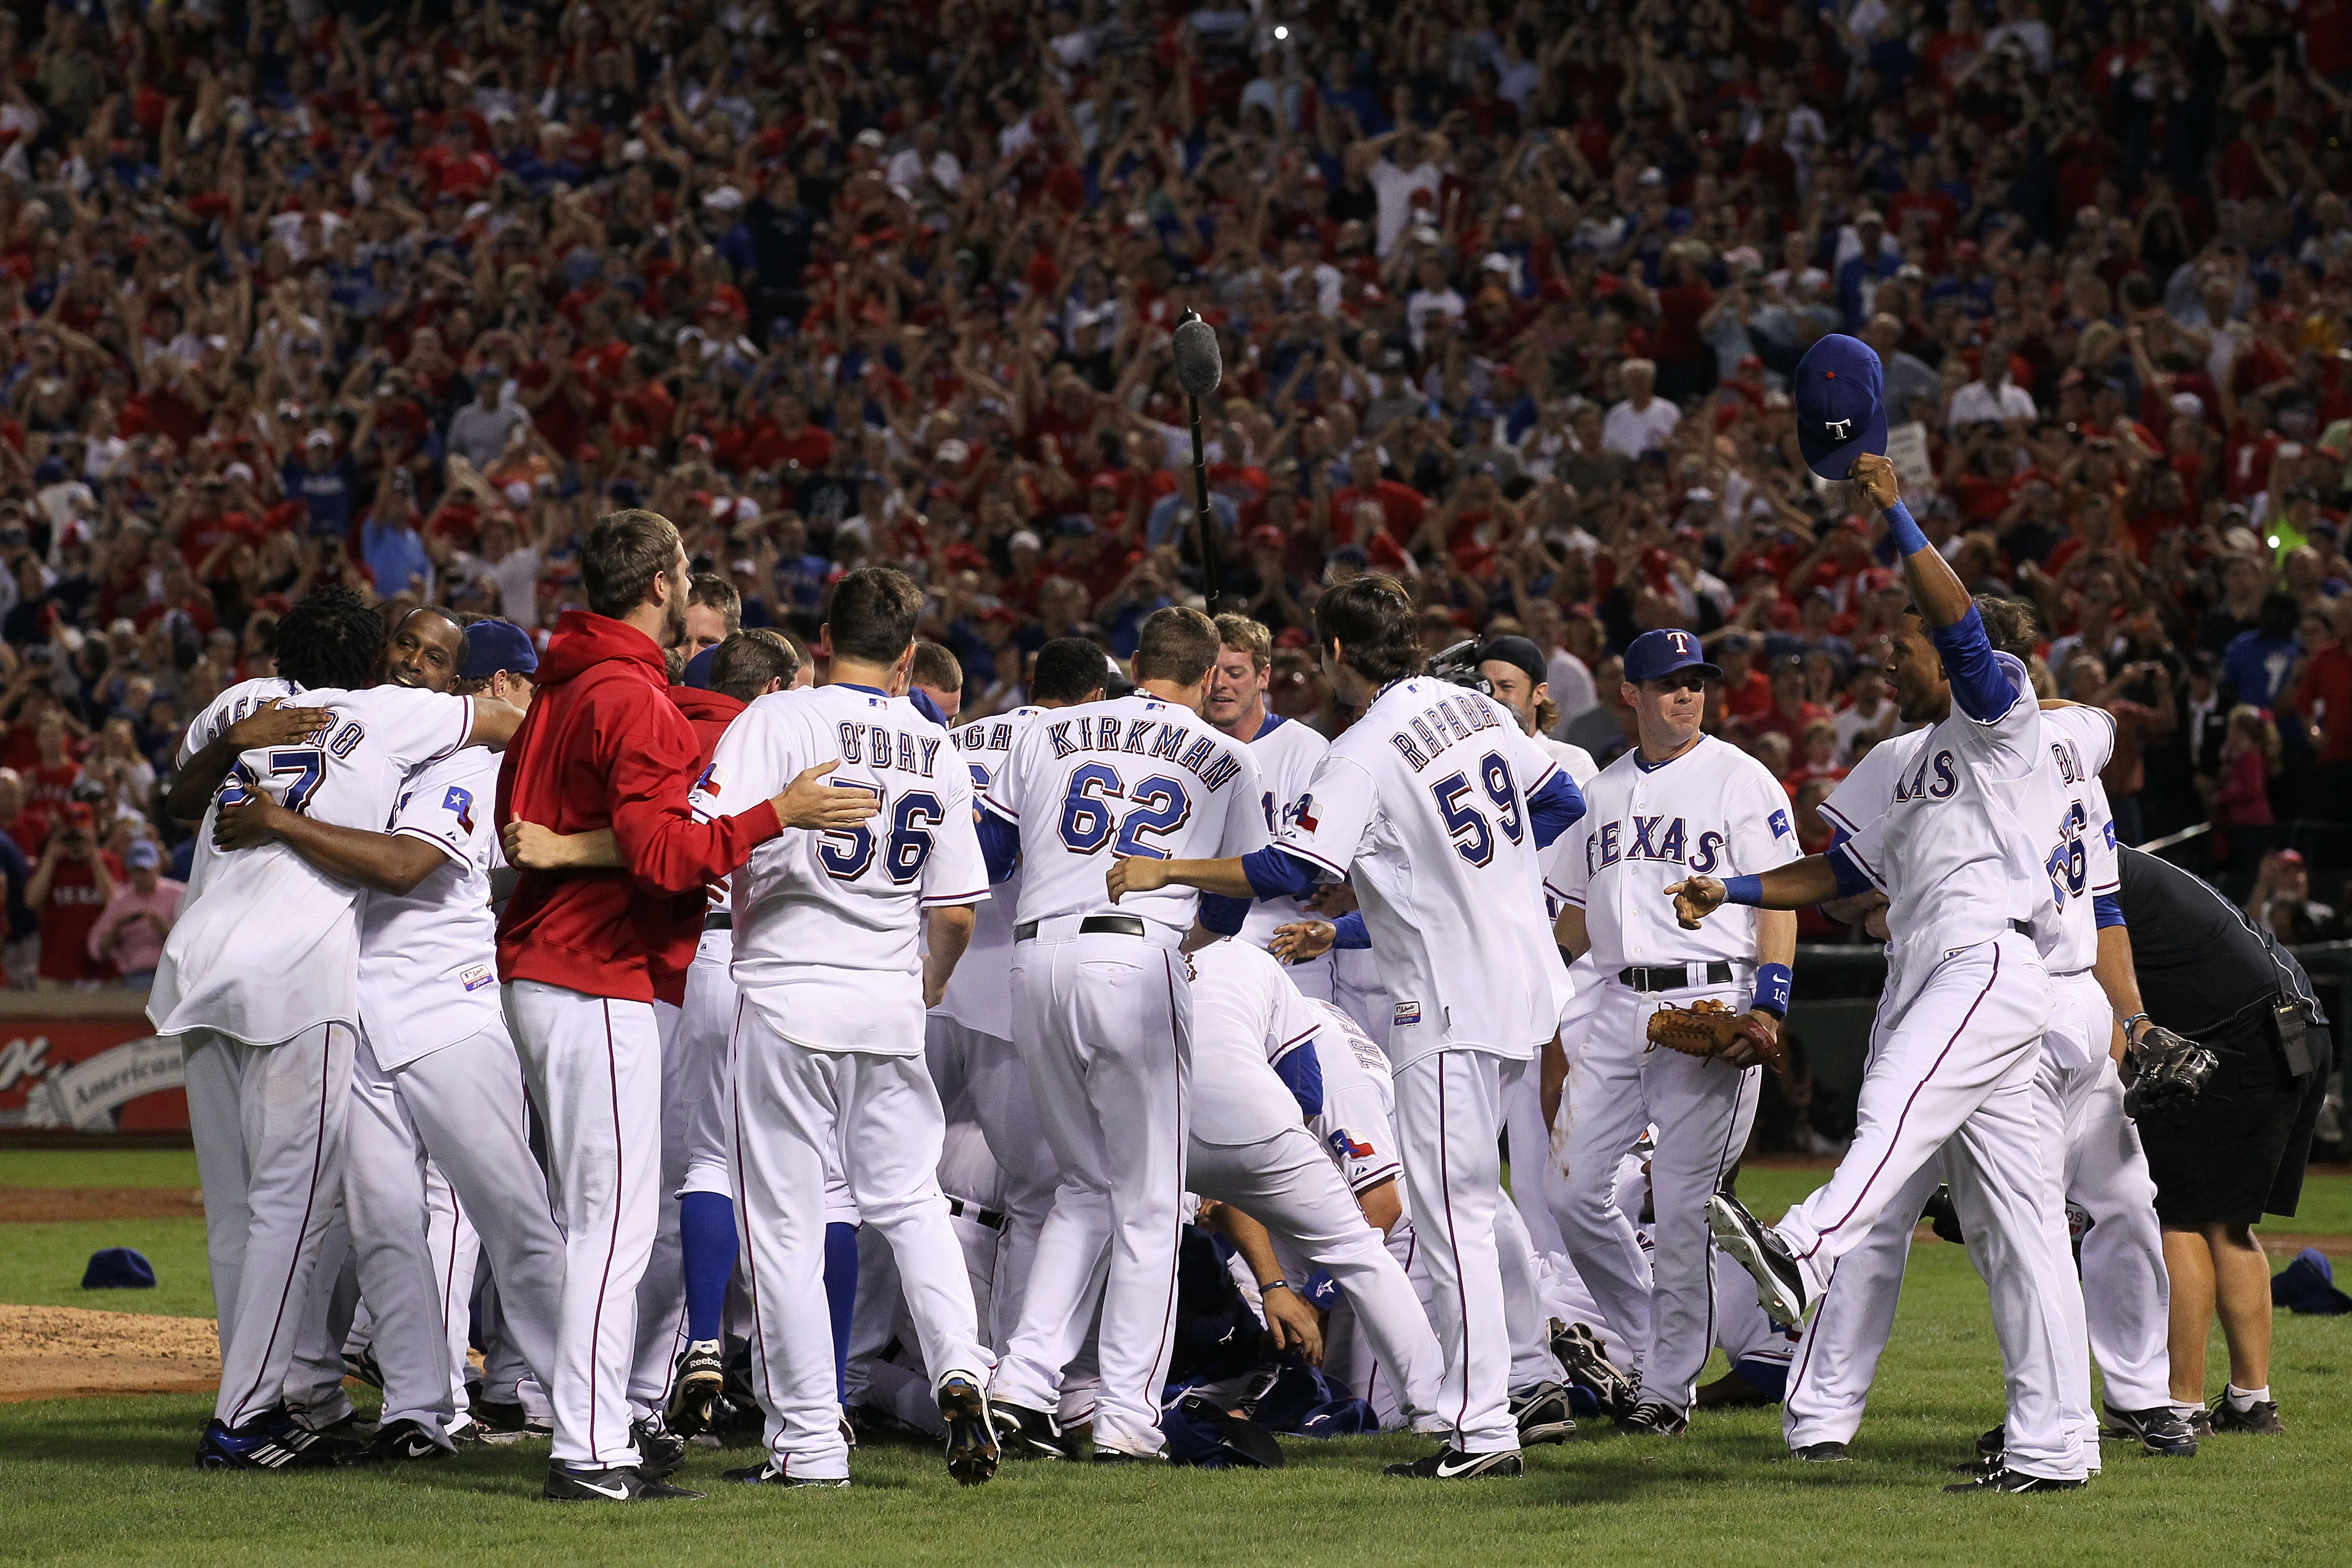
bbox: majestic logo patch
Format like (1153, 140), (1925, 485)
(1393, 1001), (1422, 1027)
(459, 963), (495, 992)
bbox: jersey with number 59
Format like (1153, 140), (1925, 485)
(939, 705), (1046, 1040)
(1276, 677), (1571, 1069)
(152, 678), (478, 1048)
(692, 683), (986, 1057)
(982, 692), (1266, 937)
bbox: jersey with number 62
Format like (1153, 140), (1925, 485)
(692, 682), (986, 1057)
(152, 678), (477, 1048)
(1277, 677), (1564, 1068)
(982, 692), (1266, 937)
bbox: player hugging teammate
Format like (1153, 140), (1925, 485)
(165, 432), (2215, 1497)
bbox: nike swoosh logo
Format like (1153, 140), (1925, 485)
(403, 1438), (439, 1458)
(571, 1477), (632, 1499)
(1434, 1455), (1494, 1477)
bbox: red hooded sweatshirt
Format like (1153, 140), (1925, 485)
(649, 682), (750, 1002)
(496, 611), (780, 1004)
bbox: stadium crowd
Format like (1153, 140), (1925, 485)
(0, 0), (2349, 987)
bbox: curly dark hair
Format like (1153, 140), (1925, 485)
(1316, 574), (1424, 686)
(274, 586), (386, 691)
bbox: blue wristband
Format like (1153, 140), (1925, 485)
(1752, 962), (1792, 1019)
(1721, 874), (1764, 906)
(1885, 498), (1928, 557)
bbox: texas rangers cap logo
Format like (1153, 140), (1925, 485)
(1667, 631), (1692, 655)
(1793, 333), (1889, 481)
(1823, 416), (1853, 442)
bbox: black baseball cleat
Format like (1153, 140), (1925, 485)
(1943, 1467), (2087, 1494)
(1617, 1401), (1689, 1436)
(346, 1417), (454, 1464)
(1792, 1441), (1851, 1462)
(544, 1462), (704, 1502)
(1508, 1381), (1577, 1445)
(723, 1460), (848, 1487)
(475, 1399), (552, 1443)
(1707, 1193), (1816, 1328)
(2100, 1402), (2199, 1456)
(1090, 1445), (1165, 1465)
(341, 1348), (385, 1389)
(2209, 1397), (2284, 1434)
(1382, 1446), (1525, 1480)
(667, 1339), (727, 1438)
(989, 1399), (1075, 1460)
(1949, 1426), (2004, 1474)
(2187, 1406), (2214, 1439)
(193, 1407), (357, 1471)
(1549, 1320), (1639, 1420)
(937, 1377), (1000, 1486)
(629, 1416), (687, 1479)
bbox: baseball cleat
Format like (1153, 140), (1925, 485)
(989, 1399), (1075, 1460)
(1707, 1193), (1815, 1328)
(629, 1416), (687, 1479)
(1792, 1441), (1851, 1462)
(1549, 1320), (1638, 1420)
(474, 1400), (552, 1442)
(347, 1417), (454, 1465)
(723, 1460), (848, 1487)
(1949, 1426), (2004, 1474)
(1616, 1401), (1689, 1436)
(1508, 1381), (1577, 1445)
(543, 1462), (704, 1502)
(937, 1377), (1000, 1486)
(1383, 1446), (1524, 1480)
(446, 1417), (490, 1449)
(2100, 1402), (2199, 1456)
(341, 1348), (385, 1389)
(666, 1339), (727, 1438)
(1942, 1467), (2086, 1494)
(1089, 1445), (1165, 1464)
(2208, 1397), (2284, 1434)
(193, 1408), (356, 1471)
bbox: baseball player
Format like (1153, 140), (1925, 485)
(1547, 626), (1797, 1434)
(926, 639), (1112, 1379)
(209, 612), (566, 1462)
(156, 587), (519, 1470)
(1680, 451), (2086, 1493)
(689, 567), (996, 1487)
(1111, 576), (1586, 1481)
(495, 509), (874, 1503)
(1187, 938), (1445, 1437)
(1476, 635), (1601, 1272)
(1204, 615), (1336, 1000)
(1782, 627), (2192, 1464)
(979, 606), (1267, 1464)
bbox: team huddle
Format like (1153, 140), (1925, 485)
(159, 449), (2220, 1496)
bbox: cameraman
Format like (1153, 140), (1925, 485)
(2115, 846), (2333, 1436)
(24, 803), (121, 988)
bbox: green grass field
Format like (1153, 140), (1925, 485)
(3, 1149), (2349, 1568)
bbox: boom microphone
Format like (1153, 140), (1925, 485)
(1172, 316), (1224, 397)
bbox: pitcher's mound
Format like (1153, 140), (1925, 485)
(0, 1303), (219, 1403)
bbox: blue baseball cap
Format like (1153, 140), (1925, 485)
(1793, 333), (1889, 481)
(460, 619), (539, 681)
(681, 644), (720, 689)
(1624, 627), (1721, 684)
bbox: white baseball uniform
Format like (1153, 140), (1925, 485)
(1233, 712), (1336, 1000)
(1187, 940), (1443, 1427)
(927, 706), (1057, 1348)
(157, 677), (475, 1430)
(1766, 646), (2082, 1482)
(1274, 676), (1577, 1455)
(1548, 733), (1790, 1414)
(982, 692), (1266, 1457)
(693, 680), (992, 1481)
(343, 745), (566, 1440)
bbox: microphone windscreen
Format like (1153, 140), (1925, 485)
(1172, 318), (1224, 397)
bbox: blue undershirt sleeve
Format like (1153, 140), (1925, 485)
(1242, 845), (1324, 901)
(1198, 893), (1249, 935)
(2094, 894), (2126, 930)
(1330, 912), (1371, 948)
(1527, 770), (1586, 849)
(1927, 606), (2016, 723)
(977, 812), (1021, 884)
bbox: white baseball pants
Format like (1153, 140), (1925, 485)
(1192, 1124), (1443, 1427)
(1392, 1047), (1526, 1455)
(1772, 931), (2083, 1480)
(994, 924), (1191, 1458)
(1557, 980), (1760, 1414)
(627, 992), (696, 1425)
(925, 1013), (1058, 1348)
(730, 1007), (991, 1482)
(2065, 1052), (2172, 1409)
(183, 1023), (356, 1429)
(1331, 947), (1391, 1053)
(504, 980), (663, 1470)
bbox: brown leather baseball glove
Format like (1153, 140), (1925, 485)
(1645, 999), (1787, 1078)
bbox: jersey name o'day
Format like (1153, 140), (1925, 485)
(1379, 690), (1513, 773)
(834, 721), (945, 778)
(1039, 711), (1246, 793)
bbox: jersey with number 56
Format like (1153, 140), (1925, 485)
(983, 692), (1266, 936)
(692, 682), (986, 1057)
(151, 678), (478, 1048)
(1277, 677), (1566, 1068)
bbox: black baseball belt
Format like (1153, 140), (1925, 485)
(945, 1197), (1007, 1230)
(705, 912), (732, 931)
(1618, 961), (1735, 991)
(1014, 914), (1147, 941)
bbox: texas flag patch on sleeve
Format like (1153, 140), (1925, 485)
(1768, 808), (1792, 839)
(1296, 794), (1318, 833)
